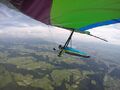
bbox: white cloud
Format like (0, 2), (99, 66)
(0, 3), (120, 45)
(89, 24), (120, 45)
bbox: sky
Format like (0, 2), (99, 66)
(0, 3), (120, 45)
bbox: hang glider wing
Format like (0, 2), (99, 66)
(9, 0), (120, 31)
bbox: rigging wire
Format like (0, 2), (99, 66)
(70, 34), (72, 48)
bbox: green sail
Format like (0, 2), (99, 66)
(8, 0), (120, 31)
(51, 0), (120, 30)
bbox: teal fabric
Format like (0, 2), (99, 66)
(64, 47), (87, 56)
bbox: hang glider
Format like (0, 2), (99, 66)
(8, 0), (120, 57)
(9, 0), (120, 29)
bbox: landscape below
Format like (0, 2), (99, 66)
(0, 38), (120, 90)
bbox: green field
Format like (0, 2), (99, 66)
(0, 39), (120, 90)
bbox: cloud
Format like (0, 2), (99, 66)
(89, 24), (120, 45)
(0, 3), (120, 45)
